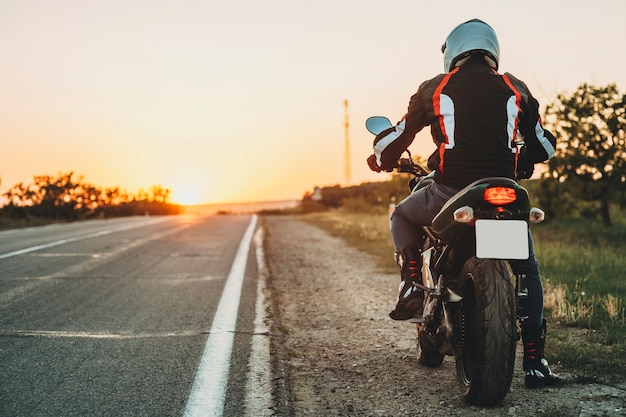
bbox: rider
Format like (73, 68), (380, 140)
(367, 18), (560, 388)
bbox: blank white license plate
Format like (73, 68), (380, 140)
(475, 219), (529, 260)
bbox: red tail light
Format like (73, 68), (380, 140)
(483, 187), (517, 205)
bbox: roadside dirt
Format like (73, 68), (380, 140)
(261, 215), (626, 417)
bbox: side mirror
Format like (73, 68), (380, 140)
(365, 116), (393, 135)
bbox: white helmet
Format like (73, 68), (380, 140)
(441, 19), (500, 73)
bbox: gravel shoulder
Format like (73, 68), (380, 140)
(261, 215), (626, 417)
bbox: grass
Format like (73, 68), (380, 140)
(303, 210), (397, 274)
(301, 207), (626, 383)
(531, 210), (626, 382)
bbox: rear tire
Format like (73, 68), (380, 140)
(454, 257), (516, 405)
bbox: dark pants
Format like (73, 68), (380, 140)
(390, 181), (544, 325)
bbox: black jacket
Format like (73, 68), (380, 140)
(372, 55), (556, 190)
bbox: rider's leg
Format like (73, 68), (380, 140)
(509, 231), (544, 325)
(388, 182), (457, 321)
(389, 244), (425, 320)
(520, 318), (561, 388)
(509, 231), (561, 388)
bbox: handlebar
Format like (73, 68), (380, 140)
(396, 158), (431, 176)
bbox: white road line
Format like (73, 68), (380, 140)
(0, 330), (200, 339)
(0, 218), (166, 260)
(244, 226), (272, 417)
(184, 215), (258, 417)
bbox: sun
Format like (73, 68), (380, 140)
(170, 184), (203, 206)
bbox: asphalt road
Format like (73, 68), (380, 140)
(0, 214), (266, 417)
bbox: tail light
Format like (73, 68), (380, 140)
(483, 187), (517, 205)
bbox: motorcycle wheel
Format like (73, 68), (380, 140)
(454, 257), (516, 406)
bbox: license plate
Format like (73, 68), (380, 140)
(475, 219), (529, 260)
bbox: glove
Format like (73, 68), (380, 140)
(368, 127), (398, 173)
(367, 154), (382, 172)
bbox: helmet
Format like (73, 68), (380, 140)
(441, 19), (500, 73)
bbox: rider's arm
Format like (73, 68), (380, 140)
(504, 73), (556, 164)
(371, 77), (442, 171)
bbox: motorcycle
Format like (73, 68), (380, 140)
(366, 116), (545, 405)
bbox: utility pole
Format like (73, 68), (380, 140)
(344, 99), (351, 185)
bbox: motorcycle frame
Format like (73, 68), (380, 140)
(417, 220), (530, 356)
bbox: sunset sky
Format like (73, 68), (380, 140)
(1, 0), (625, 205)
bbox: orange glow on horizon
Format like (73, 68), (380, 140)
(169, 184), (204, 206)
(1, 1), (624, 207)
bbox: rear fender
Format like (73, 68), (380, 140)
(432, 177), (530, 243)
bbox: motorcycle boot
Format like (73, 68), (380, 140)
(389, 245), (425, 321)
(521, 319), (562, 388)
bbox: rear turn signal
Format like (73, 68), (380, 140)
(483, 187), (517, 205)
(453, 206), (474, 223)
(529, 207), (545, 224)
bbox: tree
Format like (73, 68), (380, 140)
(149, 185), (171, 203)
(543, 83), (626, 226)
(1, 172), (181, 221)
